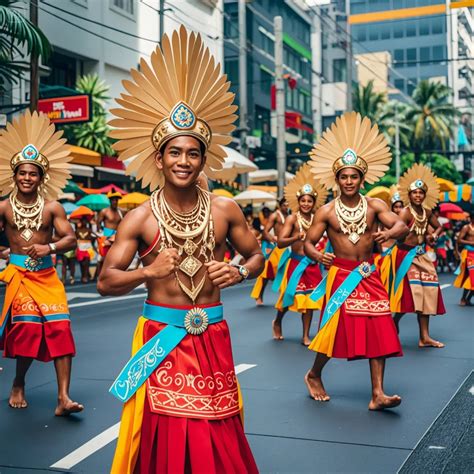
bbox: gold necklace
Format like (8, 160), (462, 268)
(9, 190), (45, 241)
(151, 187), (215, 303)
(408, 204), (427, 244)
(296, 211), (313, 240)
(334, 194), (367, 244)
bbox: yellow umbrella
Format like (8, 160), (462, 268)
(212, 188), (234, 198)
(436, 178), (455, 193)
(366, 186), (391, 206)
(118, 192), (150, 209)
(247, 185), (278, 194)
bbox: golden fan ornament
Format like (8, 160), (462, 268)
(0, 110), (72, 200)
(309, 112), (391, 190)
(398, 163), (440, 210)
(109, 26), (238, 191)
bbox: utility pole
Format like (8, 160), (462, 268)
(238, 0), (249, 189)
(395, 121), (401, 181)
(275, 16), (286, 198)
(312, 6), (323, 137)
(345, 0), (352, 111)
(159, 0), (165, 42)
(29, 1), (39, 111)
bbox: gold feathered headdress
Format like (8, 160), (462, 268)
(390, 185), (403, 206)
(309, 112), (391, 190)
(109, 26), (238, 191)
(284, 163), (328, 213)
(399, 163), (439, 210)
(0, 110), (72, 199)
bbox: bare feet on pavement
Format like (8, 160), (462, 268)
(305, 371), (330, 402)
(301, 337), (311, 347)
(419, 337), (445, 348)
(272, 320), (284, 340)
(55, 397), (84, 416)
(9, 381), (27, 409)
(368, 393), (401, 411)
(256, 298), (264, 307)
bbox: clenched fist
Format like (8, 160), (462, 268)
(143, 248), (179, 280)
(205, 260), (241, 289)
(23, 244), (51, 259)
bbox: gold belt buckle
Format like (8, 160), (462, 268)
(184, 307), (209, 335)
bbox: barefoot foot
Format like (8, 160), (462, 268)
(301, 337), (311, 347)
(55, 397), (84, 416)
(459, 299), (466, 306)
(304, 371), (330, 402)
(256, 298), (264, 307)
(419, 338), (445, 348)
(272, 320), (284, 340)
(369, 393), (401, 411)
(9, 382), (27, 409)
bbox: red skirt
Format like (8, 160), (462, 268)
(135, 398), (258, 474)
(318, 258), (402, 360)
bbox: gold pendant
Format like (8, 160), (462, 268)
(348, 232), (360, 244)
(21, 228), (34, 241)
(180, 255), (202, 277)
(177, 274), (206, 303)
(183, 239), (198, 256)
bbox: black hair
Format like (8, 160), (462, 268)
(159, 138), (206, 157)
(335, 168), (363, 180)
(13, 163), (44, 178)
(278, 197), (287, 207)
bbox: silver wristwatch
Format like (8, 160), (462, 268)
(231, 264), (250, 281)
(48, 243), (57, 254)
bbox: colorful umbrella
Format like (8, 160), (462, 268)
(439, 203), (463, 214)
(63, 180), (86, 196)
(62, 202), (78, 215)
(212, 189), (234, 198)
(436, 178), (456, 193)
(467, 177), (474, 185)
(77, 194), (110, 211)
(99, 184), (128, 195)
(118, 192), (150, 210)
(365, 186), (391, 206)
(69, 205), (95, 220)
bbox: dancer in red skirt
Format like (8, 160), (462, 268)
(0, 111), (82, 416)
(99, 26), (263, 474)
(304, 112), (409, 410)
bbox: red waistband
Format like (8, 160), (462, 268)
(333, 257), (375, 271)
(145, 300), (222, 310)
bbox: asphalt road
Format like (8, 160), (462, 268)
(0, 274), (472, 474)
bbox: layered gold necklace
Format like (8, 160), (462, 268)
(9, 189), (45, 241)
(335, 194), (368, 244)
(296, 211), (313, 240)
(151, 186), (215, 303)
(408, 204), (427, 244)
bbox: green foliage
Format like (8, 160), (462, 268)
(352, 80), (386, 122)
(0, 0), (51, 92)
(75, 74), (111, 116)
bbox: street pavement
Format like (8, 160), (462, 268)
(0, 273), (472, 473)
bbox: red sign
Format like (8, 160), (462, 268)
(38, 95), (91, 124)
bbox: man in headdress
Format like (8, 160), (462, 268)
(95, 190), (123, 278)
(250, 197), (289, 306)
(391, 164), (445, 348)
(0, 111), (83, 415)
(98, 27), (262, 473)
(273, 164), (327, 345)
(304, 112), (408, 410)
(454, 212), (474, 306)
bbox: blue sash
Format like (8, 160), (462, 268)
(271, 247), (291, 292)
(282, 255), (314, 307)
(318, 262), (376, 330)
(109, 303), (224, 403)
(261, 240), (276, 260)
(393, 244), (425, 295)
(9, 254), (54, 271)
(103, 227), (117, 238)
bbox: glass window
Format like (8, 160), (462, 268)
(112, 0), (133, 14)
(406, 48), (417, 67)
(407, 79), (416, 96)
(406, 21), (417, 37)
(299, 91), (305, 112)
(432, 45), (444, 61)
(224, 12), (238, 39)
(394, 49), (404, 68)
(380, 23), (390, 40)
(333, 59), (346, 82)
(431, 17), (444, 34)
(260, 69), (272, 94)
(355, 25), (367, 41)
(369, 27), (379, 40)
(286, 86), (293, 108)
(420, 46), (431, 62)
(419, 19), (430, 35)
(394, 78), (405, 93)
(393, 22), (404, 38)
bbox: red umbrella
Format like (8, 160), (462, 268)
(439, 203), (463, 214)
(99, 184), (127, 195)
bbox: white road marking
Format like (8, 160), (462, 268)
(428, 446), (446, 450)
(69, 292), (145, 309)
(469, 385), (474, 396)
(50, 363), (257, 469)
(440, 284), (451, 290)
(67, 292), (102, 302)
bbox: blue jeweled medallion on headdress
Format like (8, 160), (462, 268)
(22, 144), (39, 161)
(342, 148), (357, 165)
(170, 102), (196, 130)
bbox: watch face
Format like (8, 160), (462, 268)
(240, 266), (249, 278)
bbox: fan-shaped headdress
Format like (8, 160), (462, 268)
(284, 163), (328, 213)
(0, 110), (72, 199)
(309, 112), (391, 190)
(390, 185), (403, 206)
(398, 163), (439, 210)
(109, 26), (238, 191)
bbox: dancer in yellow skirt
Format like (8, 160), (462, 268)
(251, 198), (289, 306)
(273, 164), (328, 346)
(454, 212), (474, 306)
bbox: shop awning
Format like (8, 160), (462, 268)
(70, 145), (101, 166)
(70, 163), (94, 178)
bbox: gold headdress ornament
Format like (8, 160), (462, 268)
(284, 163), (328, 214)
(109, 26), (238, 191)
(398, 163), (440, 210)
(390, 185), (403, 205)
(0, 110), (72, 199)
(308, 112), (391, 190)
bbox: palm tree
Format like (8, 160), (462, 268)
(405, 80), (459, 155)
(377, 100), (412, 150)
(352, 80), (386, 122)
(0, 0), (51, 92)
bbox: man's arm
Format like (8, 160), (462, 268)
(262, 214), (277, 243)
(97, 208), (178, 296)
(304, 205), (331, 264)
(457, 225), (471, 246)
(96, 209), (106, 231)
(206, 199), (264, 289)
(428, 211), (442, 237)
(277, 215), (300, 248)
(372, 199), (409, 244)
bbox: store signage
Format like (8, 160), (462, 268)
(38, 94), (91, 124)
